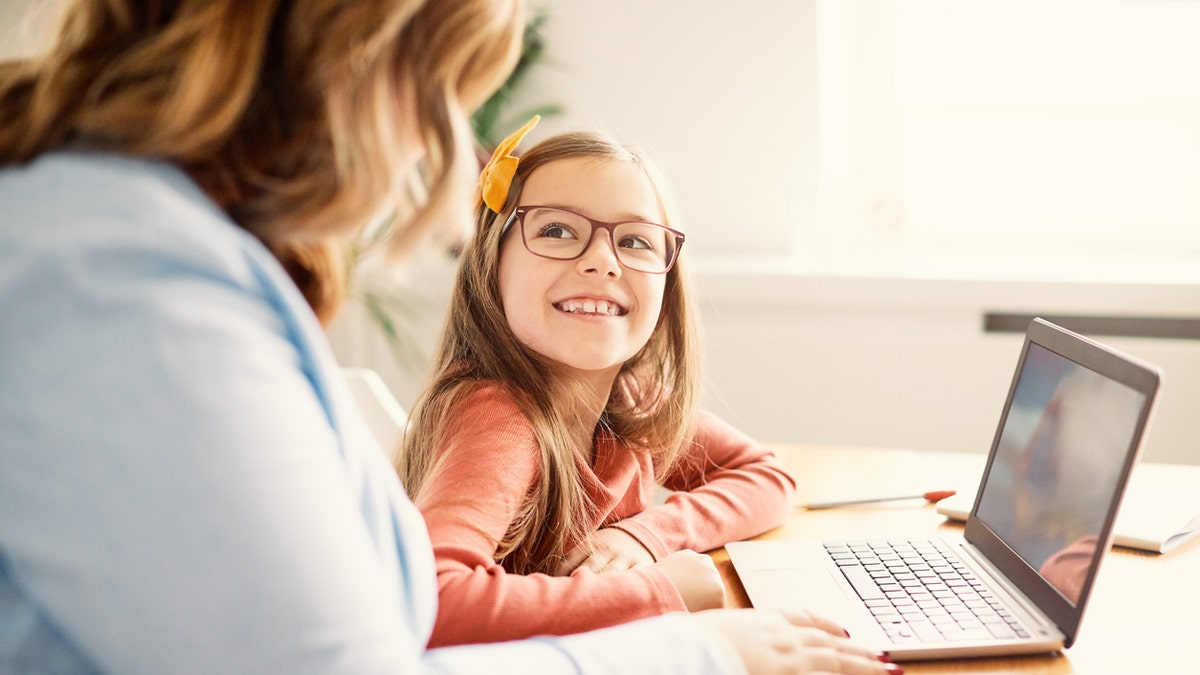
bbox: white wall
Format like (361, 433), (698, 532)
(521, 0), (819, 263)
(696, 273), (1200, 465)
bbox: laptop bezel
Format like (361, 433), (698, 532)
(962, 317), (1162, 647)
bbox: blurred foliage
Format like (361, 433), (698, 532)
(471, 11), (562, 152)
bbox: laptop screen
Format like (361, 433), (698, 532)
(974, 342), (1148, 605)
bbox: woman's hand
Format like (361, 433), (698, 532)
(696, 608), (898, 675)
(555, 527), (655, 575)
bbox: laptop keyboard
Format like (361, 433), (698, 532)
(824, 539), (1032, 644)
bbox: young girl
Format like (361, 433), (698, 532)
(397, 120), (798, 646)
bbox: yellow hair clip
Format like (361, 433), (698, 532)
(480, 115), (540, 213)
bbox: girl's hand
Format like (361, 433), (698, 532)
(696, 608), (897, 675)
(653, 549), (726, 611)
(556, 527), (655, 575)
(558, 530), (724, 612)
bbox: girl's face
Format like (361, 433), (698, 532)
(497, 157), (669, 384)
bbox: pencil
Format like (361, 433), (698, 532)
(803, 490), (957, 510)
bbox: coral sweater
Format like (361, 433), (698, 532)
(416, 385), (796, 647)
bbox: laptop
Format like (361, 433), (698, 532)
(725, 318), (1162, 660)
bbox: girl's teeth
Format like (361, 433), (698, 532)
(558, 300), (620, 315)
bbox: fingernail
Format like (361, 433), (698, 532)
(884, 664), (904, 674)
(876, 652), (893, 663)
(843, 628), (851, 638)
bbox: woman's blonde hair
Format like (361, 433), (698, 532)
(398, 131), (701, 575)
(0, 0), (524, 322)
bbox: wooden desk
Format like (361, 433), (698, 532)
(712, 444), (1200, 674)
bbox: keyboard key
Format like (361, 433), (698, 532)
(945, 628), (992, 642)
(984, 621), (1017, 639)
(909, 620), (944, 642)
(840, 565), (886, 600)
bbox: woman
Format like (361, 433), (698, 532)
(0, 2), (895, 674)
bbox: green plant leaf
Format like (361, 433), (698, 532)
(471, 9), (560, 150)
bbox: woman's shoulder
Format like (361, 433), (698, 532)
(4, 151), (215, 223)
(1, 151), (275, 284)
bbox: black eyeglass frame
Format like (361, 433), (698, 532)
(501, 205), (686, 274)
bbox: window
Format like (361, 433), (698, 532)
(810, 0), (1200, 281)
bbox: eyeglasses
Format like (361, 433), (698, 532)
(502, 206), (685, 274)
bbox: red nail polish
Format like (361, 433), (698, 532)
(876, 652), (893, 664)
(843, 628), (851, 637)
(884, 663), (904, 674)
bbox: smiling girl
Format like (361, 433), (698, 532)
(396, 122), (797, 647)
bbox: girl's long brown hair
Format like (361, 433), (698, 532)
(0, 0), (524, 322)
(398, 131), (702, 575)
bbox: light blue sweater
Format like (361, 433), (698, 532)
(0, 152), (740, 675)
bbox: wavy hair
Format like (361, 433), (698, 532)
(0, 0), (524, 322)
(398, 131), (701, 575)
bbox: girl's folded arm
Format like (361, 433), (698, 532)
(610, 410), (797, 558)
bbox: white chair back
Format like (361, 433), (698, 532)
(341, 367), (408, 454)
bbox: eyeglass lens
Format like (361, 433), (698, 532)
(520, 207), (677, 273)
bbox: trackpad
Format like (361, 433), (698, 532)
(739, 568), (867, 629)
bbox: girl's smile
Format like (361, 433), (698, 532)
(553, 296), (629, 317)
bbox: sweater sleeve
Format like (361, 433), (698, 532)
(416, 387), (687, 647)
(608, 410), (797, 560)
